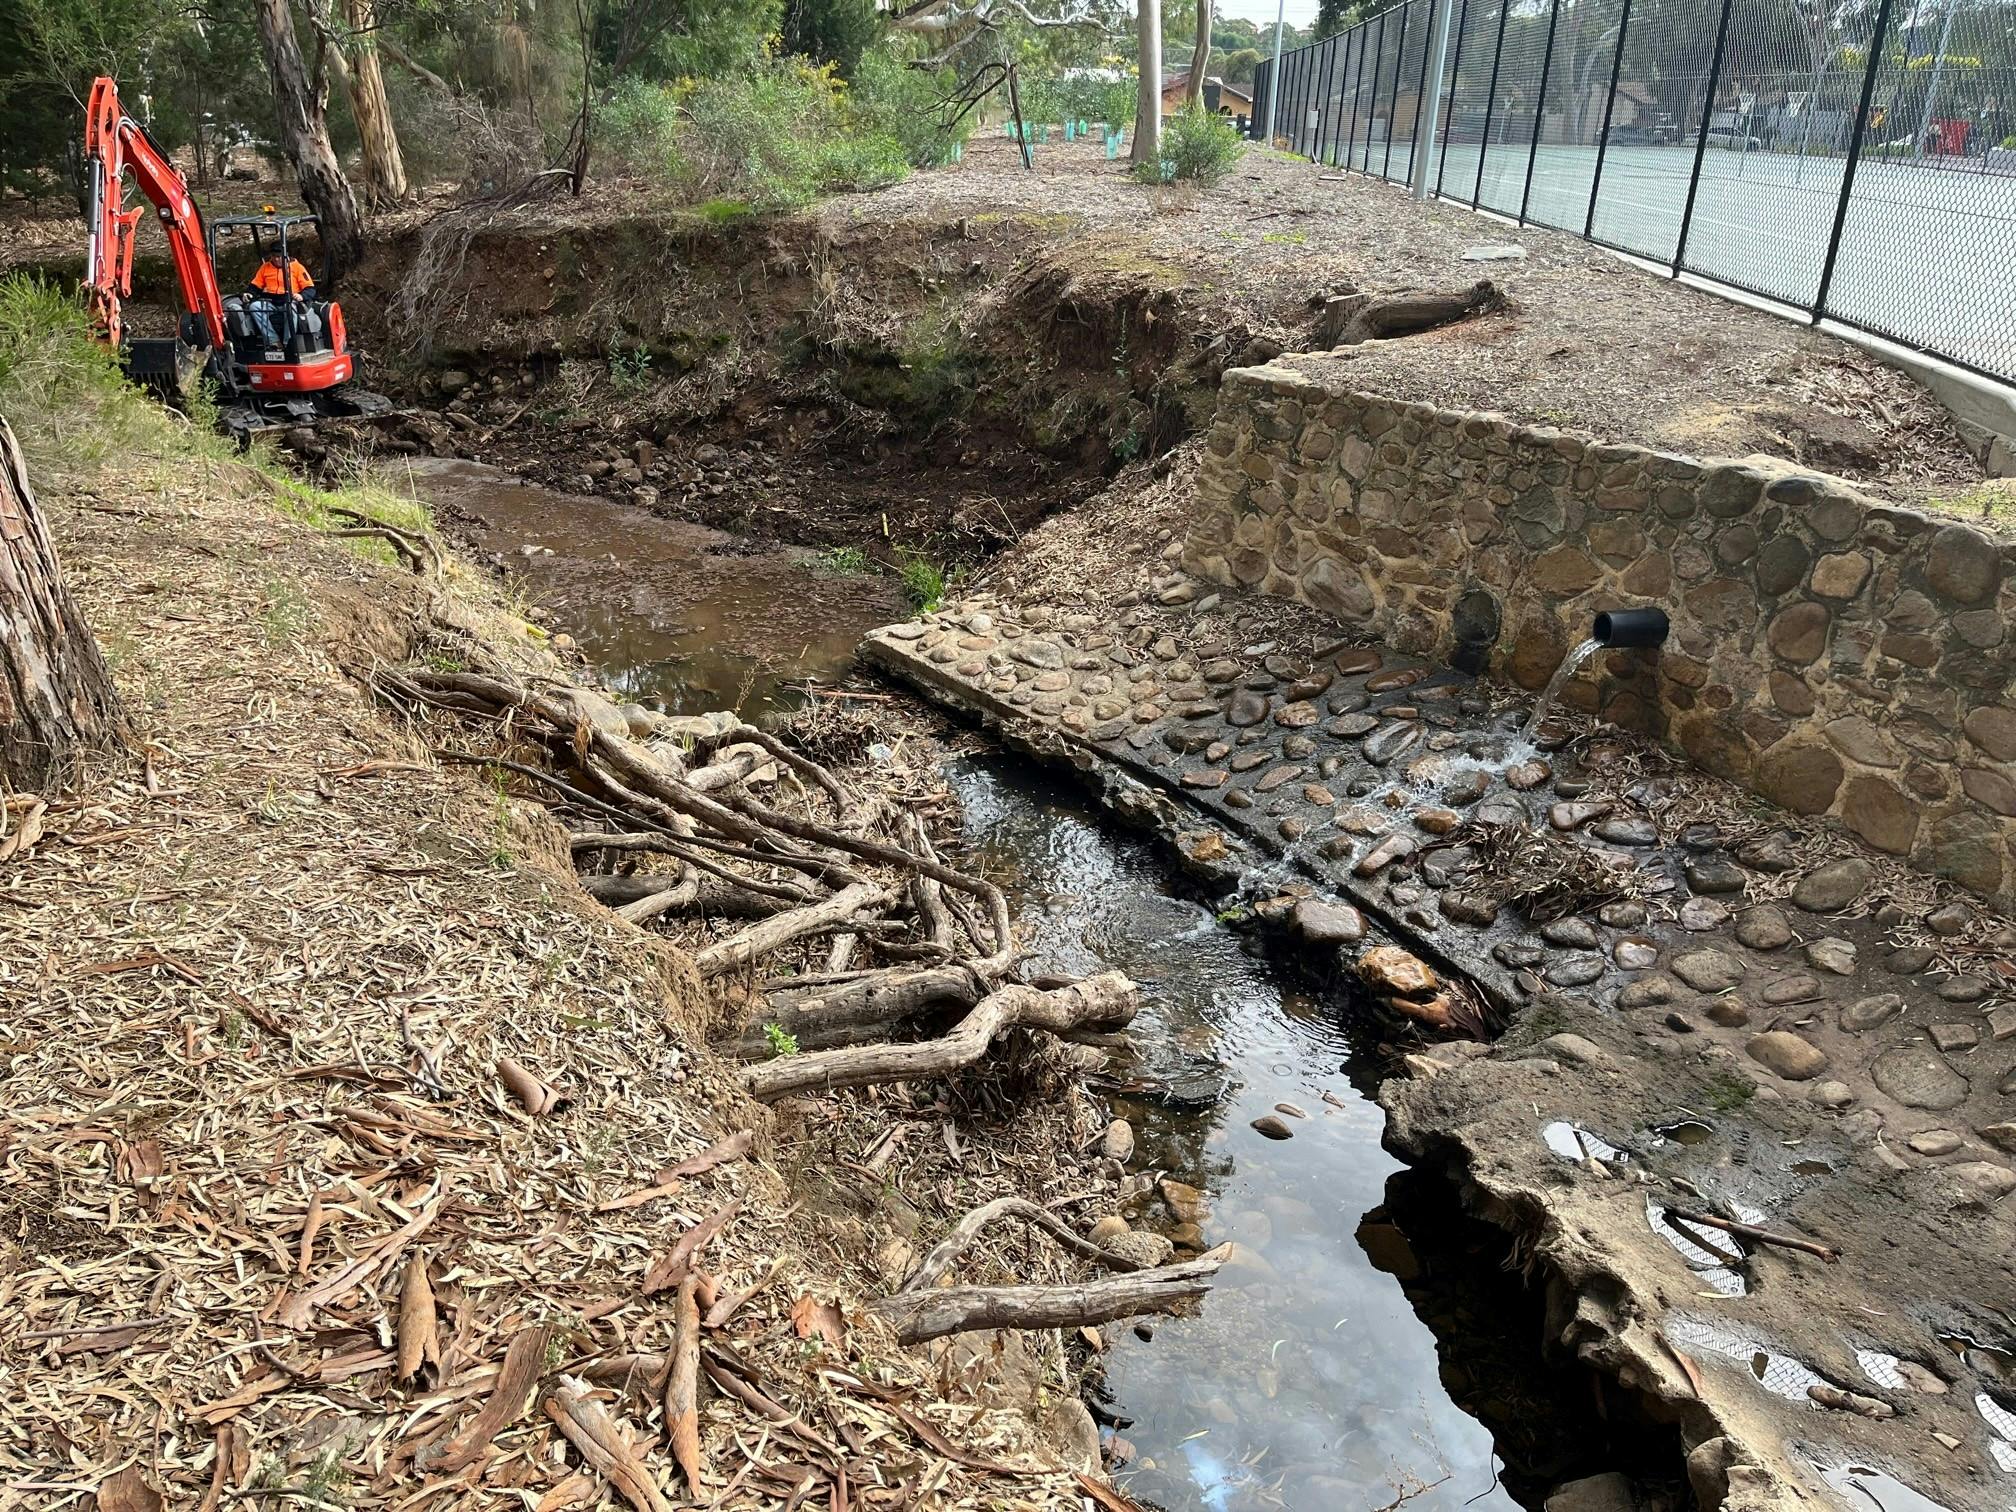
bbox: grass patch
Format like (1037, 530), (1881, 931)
(897, 553), (951, 612)
(808, 544), (874, 576)
(1703, 1072), (1756, 1112)
(1929, 479), (2016, 531)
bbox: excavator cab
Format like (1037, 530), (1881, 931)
(209, 212), (353, 405)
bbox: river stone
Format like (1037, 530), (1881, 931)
(1011, 639), (1064, 669)
(1442, 890), (1500, 926)
(1680, 898), (1731, 931)
(1256, 764), (1306, 793)
(1980, 1123), (2016, 1154)
(1886, 945), (1937, 974)
(1208, 682), (1260, 724)
(1546, 1473), (1638, 1512)
(1507, 760), (1551, 790)
(1937, 974), (1992, 1003)
(1761, 974), (1824, 1005)
(1540, 917), (1599, 949)
(1594, 816), (1658, 846)
(1909, 1130), (1963, 1156)
(1548, 956), (1606, 988)
(1928, 1022), (1980, 1053)
(1330, 712), (1378, 738)
(1871, 1045), (1969, 1110)
(1282, 734), (1318, 760)
(1159, 1178), (1208, 1225)
(1088, 1214), (1131, 1243)
(1841, 993), (1903, 1032)
(1360, 944), (1437, 996)
(1363, 723), (1422, 765)
(1927, 523), (2000, 604)
(1230, 749), (1274, 773)
(1686, 858), (1746, 895)
(1274, 700), (1320, 729)
(1706, 999), (1751, 1027)
(1354, 833), (1416, 876)
(1251, 1115), (1295, 1140)
(1600, 902), (1648, 928)
(1792, 858), (1874, 913)
(1335, 647), (1382, 675)
(1164, 728), (1218, 754)
(1293, 897), (1365, 945)
(1812, 1080), (1855, 1108)
(1943, 1162), (2016, 1203)
(1618, 974), (1679, 1009)
(1735, 907), (1795, 950)
(1105, 1230), (1177, 1268)
(1550, 800), (1613, 830)
(1673, 950), (1746, 992)
(1615, 939), (1660, 970)
(1748, 1031), (1828, 1081)
(1805, 937), (1857, 976)
(1100, 1120), (1136, 1162)
(1181, 769), (1228, 789)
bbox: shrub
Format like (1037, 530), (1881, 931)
(601, 75), (686, 181)
(669, 60), (910, 208)
(1160, 104), (1244, 184)
(850, 49), (972, 167)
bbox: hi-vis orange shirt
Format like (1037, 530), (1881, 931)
(251, 258), (316, 295)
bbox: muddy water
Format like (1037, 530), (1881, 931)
(949, 758), (1538, 1511)
(399, 458), (907, 715)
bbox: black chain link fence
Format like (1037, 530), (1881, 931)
(1251, 0), (2016, 384)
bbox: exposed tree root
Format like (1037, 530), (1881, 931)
(740, 972), (1137, 1101)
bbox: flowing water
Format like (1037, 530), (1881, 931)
(1520, 636), (1604, 742)
(950, 757), (1622, 1510)
(401, 457), (907, 715)
(404, 461), (1625, 1507)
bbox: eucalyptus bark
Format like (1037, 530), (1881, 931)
(1187, 0), (1212, 107)
(339, 0), (410, 208)
(253, 0), (366, 283)
(1133, 0), (1163, 166)
(0, 417), (130, 791)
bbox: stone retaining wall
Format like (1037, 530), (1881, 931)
(1182, 355), (2016, 909)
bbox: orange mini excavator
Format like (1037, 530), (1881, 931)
(82, 75), (391, 437)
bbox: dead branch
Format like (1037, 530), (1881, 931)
(867, 1253), (1223, 1345)
(1332, 280), (1504, 346)
(900, 1197), (1148, 1294)
(741, 972), (1137, 1100)
(1664, 1207), (1838, 1263)
(544, 1375), (674, 1512)
(693, 880), (896, 980)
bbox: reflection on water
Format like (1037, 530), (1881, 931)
(949, 757), (1525, 1511)
(399, 457), (907, 715)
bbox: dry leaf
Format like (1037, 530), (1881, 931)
(788, 1293), (846, 1349)
(498, 1056), (562, 1115)
(94, 1466), (164, 1512)
(395, 1249), (441, 1384)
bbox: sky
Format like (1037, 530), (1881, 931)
(1212, 0), (1323, 24)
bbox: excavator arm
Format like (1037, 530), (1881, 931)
(82, 77), (228, 353)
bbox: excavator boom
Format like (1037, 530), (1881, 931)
(83, 77), (228, 354)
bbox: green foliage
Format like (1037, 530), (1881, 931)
(810, 544), (872, 574)
(1159, 104), (1244, 184)
(608, 342), (655, 392)
(614, 60), (913, 210)
(763, 1022), (800, 1057)
(778, 0), (883, 75)
(850, 49), (973, 167)
(898, 553), (949, 611)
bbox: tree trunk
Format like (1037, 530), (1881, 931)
(0, 417), (130, 792)
(340, 0), (410, 209)
(253, 0), (366, 284)
(1132, 0), (1163, 166)
(1187, 0), (1212, 108)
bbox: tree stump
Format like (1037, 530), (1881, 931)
(0, 416), (130, 791)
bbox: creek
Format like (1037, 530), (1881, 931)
(404, 459), (1629, 1511)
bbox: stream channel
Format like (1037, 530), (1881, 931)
(409, 458), (1613, 1511)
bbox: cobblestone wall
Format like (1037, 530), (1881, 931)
(1182, 355), (2016, 909)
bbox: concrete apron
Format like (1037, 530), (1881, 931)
(863, 595), (2016, 1512)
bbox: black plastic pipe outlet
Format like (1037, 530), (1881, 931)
(1592, 607), (1670, 649)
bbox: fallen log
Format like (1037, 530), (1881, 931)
(693, 880), (895, 980)
(1334, 280), (1503, 345)
(722, 963), (990, 1060)
(867, 1253), (1223, 1345)
(740, 972), (1138, 1100)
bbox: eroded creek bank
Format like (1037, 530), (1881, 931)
(399, 456), (1690, 1512)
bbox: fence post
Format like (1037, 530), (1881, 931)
(1383, 3), (1412, 178)
(1814, 0), (1899, 318)
(1518, 0), (1565, 223)
(1581, 0), (1635, 235)
(1312, 35), (1336, 162)
(1368, 12), (1389, 170)
(1471, 0), (1513, 207)
(1671, 0), (1740, 273)
(1412, 0), (1448, 194)
(1433, 0), (1473, 196)
(1348, 24), (1371, 166)
(1328, 33), (1349, 163)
